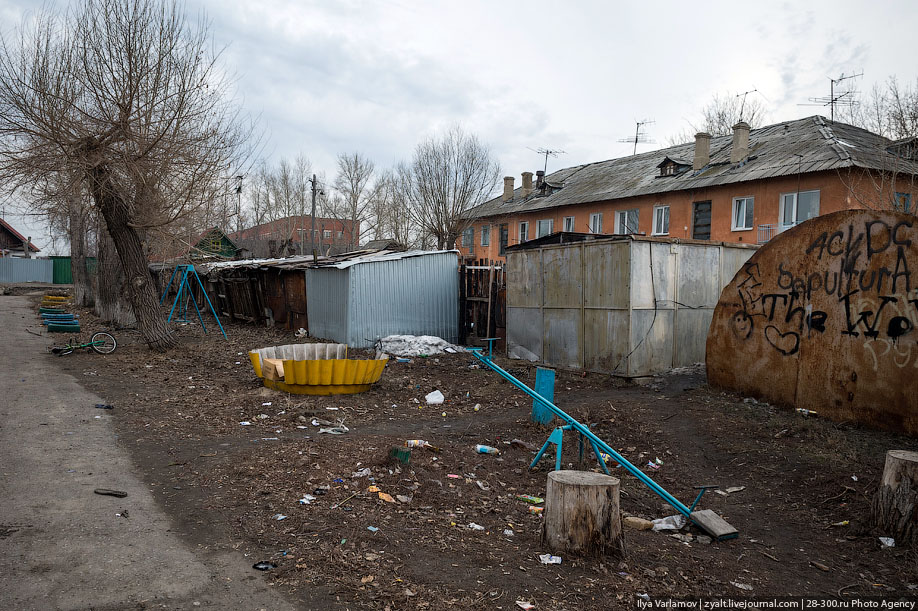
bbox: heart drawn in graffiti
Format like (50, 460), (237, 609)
(764, 325), (800, 356)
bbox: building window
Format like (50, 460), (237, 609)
(589, 213), (602, 234)
(895, 192), (912, 213)
(519, 221), (529, 243)
(323, 230), (332, 239)
(336, 231), (343, 239)
(499, 224), (508, 255)
(481, 224), (490, 247)
(536, 219), (553, 238)
(614, 209), (639, 235)
(652, 205), (670, 236)
(732, 197), (754, 231)
(461, 226), (474, 249)
(563, 216), (575, 232)
(780, 190), (820, 229)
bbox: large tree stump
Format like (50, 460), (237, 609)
(541, 470), (624, 557)
(872, 450), (918, 546)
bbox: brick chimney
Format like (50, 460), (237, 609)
(730, 121), (750, 164)
(535, 170), (545, 189)
(693, 132), (711, 170)
(521, 172), (534, 197)
(502, 176), (515, 202)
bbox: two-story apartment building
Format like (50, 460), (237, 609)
(459, 116), (918, 261)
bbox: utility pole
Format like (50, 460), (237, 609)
(309, 174), (319, 262)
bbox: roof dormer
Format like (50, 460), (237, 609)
(656, 156), (691, 178)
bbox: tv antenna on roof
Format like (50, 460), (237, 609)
(618, 119), (655, 155)
(528, 147), (566, 175)
(799, 72), (862, 123)
(736, 88), (760, 122)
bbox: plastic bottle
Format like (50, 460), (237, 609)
(405, 439), (430, 448)
(475, 444), (499, 455)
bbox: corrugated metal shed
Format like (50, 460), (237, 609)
(467, 115), (918, 218)
(306, 250), (459, 348)
(506, 235), (757, 376)
(0, 258), (53, 283)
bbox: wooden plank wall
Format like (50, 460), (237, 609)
(459, 259), (506, 350)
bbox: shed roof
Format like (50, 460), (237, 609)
(0, 217), (40, 252)
(467, 115), (918, 219)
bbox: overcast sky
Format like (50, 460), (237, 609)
(2, 0), (916, 253)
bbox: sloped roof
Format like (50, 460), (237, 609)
(0, 218), (40, 252)
(468, 115), (918, 218)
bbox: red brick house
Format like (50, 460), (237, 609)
(230, 215), (359, 257)
(459, 116), (918, 261)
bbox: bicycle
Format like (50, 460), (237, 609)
(50, 332), (118, 355)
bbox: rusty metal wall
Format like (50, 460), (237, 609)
(507, 237), (755, 375)
(707, 210), (918, 435)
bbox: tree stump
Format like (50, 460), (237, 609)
(872, 450), (918, 546)
(541, 470), (624, 558)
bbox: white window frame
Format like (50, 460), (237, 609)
(779, 190), (820, 229)
(563, 216), (575, 232)
(732, 196), (754, 231)
(652, 205), (670, 236)
(614, 209), (639, 235)
(519, 221), (529, 243)
(323, 229), (332, 239)
(481, 224), (490, 247)
(536, 218), (553, 238)
(589, 213), (603, 234)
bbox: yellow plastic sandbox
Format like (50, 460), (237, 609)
(248, 343), (388, 395)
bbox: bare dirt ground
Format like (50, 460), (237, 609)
(28, 289), (918, 609)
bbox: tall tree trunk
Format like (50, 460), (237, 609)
(86, 163), (175, 350)
(67, 186), (92, 308)
(95, 221), (135, 327)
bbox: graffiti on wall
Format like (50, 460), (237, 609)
(707, 210), (918, 434)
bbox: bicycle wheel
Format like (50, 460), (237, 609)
(90, 332), (117, 354)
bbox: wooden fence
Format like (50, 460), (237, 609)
(459, 259), (505, 350)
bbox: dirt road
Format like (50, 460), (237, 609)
(0, 295), (295, 610)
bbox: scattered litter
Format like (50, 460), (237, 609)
(474, 403), (481, 411)
(637, 594), (650, 602)
(389, 447), (412, 464)
(476, 480), (490, 491)
(446, 474), (461, 479)
(333, 478), (345, 483)
(262, 402), (272, 406)
(396, 358), (412, 363)
(352, 468), (371, 478)
(319, 423), (349, 435)
(256, 414), (269, 420)
(830, 520), (849, 527)
(378, 492), (395, 503)
(714, 490), (729, 496)
(646, 461), (660, 470)
(273, 514), (287, 521)
(528, 506), (544, 515)
(326, 407), (339, 411)
(261, 437), (279, 441)
(725, 486), (746, 494)
(696, 535), (713, 544)
(380, 335), (464, 357)
(441, 411), (447, 417)
(879, 537), (895, 548)
(295, 328), (307, 338)
(298, 495), (316, 505)
(795, 408), (817, 416)
(851, 475), (859, 482)
(239, 421), (252, 426)
(396, 495), (411, 503)
(810, 560), (831, 572)
(651, 514), (686, 531)
(313, 486), (330, 496)
(731, 582), (753, 591)
(516, 495), (544, 504)
(503, 529), (515, 537)
(94, 404), (113, 410)
(368, 485), (381, 492)
(671, 533), (694, 543)
(516, 601), (535, 610)
(405, 439), (434, 450)
(115, 510), (129, 518)
(623, 516), (654, 531)
(538, 554), (562, 565)
(468, 522), (485, 531)
(475, 444), (499, 455)
(425, 390), (445, 405)
(94, 489), (128, 498)
(367, 526), (379, 533)
(252, 561), (277, 571)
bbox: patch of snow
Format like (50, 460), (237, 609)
(380, 335), (464, 357)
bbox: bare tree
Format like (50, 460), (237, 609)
(0, 0), (255, 350)
(840, 76), (918, 140)
(330, 152), (375, 250)
(398, 126), (500, 250)
(369, 170), (416, 247)
(668, 92), (767, 145)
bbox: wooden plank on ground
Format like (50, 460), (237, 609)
(690, 509), (738, 540)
